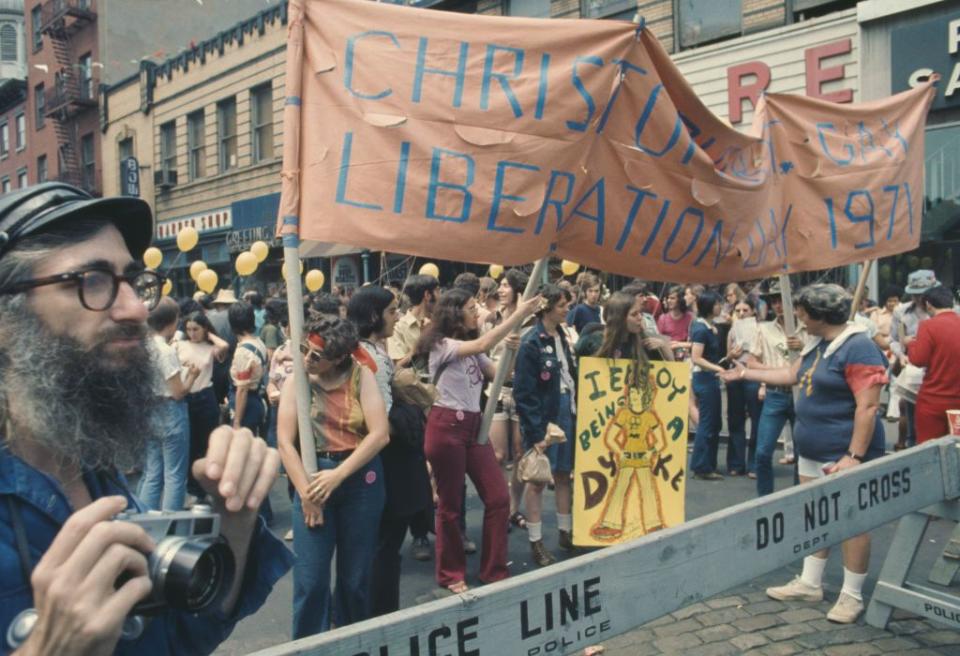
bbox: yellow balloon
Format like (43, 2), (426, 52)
(143, 247), (162, 269)
(235, 251), (258, 277)
(488, 264), (504, 279)
(560, 260), (580, 276)
(162, 278), (173, 296)
(250, 240), (269, 263)
(419, 262), (440, 279)
(197, 269), (218, 293)
(177, 226), (199, 252)
(189, 260), (207, 281)
(305, 269), (325, 292)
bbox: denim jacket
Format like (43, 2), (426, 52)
(513, 321), (577, 449)
(0, 445), (293, 655)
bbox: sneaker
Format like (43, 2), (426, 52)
(283, 529), (293, 541)
(530, 540), (557, 567)
(826, 591), (864, 624)
(462, 533), (477, 555)
(766, 576), (823, 602)
(693, 472), (724, 481)
(558, 529), (575, 552)
(411, 536), (432, 561)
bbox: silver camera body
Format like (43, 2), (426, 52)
(117, 505), (235, 614)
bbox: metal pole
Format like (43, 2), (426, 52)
(283, 250), (317, 475)
(476, 258), (548, 445)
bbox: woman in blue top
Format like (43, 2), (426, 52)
(689, 290), (726, 480)
(720, 284), (888, 625)
(513, 284), (577, 567)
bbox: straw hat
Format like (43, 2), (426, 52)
(212, 289), (238, 305)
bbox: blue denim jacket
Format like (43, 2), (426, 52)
(0, 445), (293, 655)
(513, 321), (577, 449)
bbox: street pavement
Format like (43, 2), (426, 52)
(216, 423), (959, 655)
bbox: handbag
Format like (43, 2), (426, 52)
(518, 447), (553, 485)
(391, 360), (453, 411)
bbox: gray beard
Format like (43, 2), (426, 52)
(0, 301), (160, 472)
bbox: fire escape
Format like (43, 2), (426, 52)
(39, 0), (98, 194)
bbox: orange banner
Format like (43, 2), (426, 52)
(279, 0), (935, 282)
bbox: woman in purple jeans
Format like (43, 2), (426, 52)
(415, 288), (539, 593)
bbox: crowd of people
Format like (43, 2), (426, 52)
(3, 184), (960, 653)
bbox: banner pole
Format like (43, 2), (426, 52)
(476, 258), (548, 445)
(849, 259), (875, 322)
(277, 0), (317, 475)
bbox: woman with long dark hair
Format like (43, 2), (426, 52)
(175, 311), (229, 497)
(416, 288), (539, 593)
(657, 284), (694, 359)
(689, 290), (726, 480)
(277, 316), (389, 637)
(513, 284), (577, 566)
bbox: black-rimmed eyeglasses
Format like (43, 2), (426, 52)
(0, 267), (165, 311)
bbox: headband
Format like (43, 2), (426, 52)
(307, 332), (378, 373)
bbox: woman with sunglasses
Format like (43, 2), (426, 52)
(277, 316), (389, 638)
(415, 288), (540, 593)
(725, 298), (762, 477)
(175, 311), (229, 498)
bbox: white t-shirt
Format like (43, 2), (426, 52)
(150, 334), (183, 398)
(174, 338), (215, 393)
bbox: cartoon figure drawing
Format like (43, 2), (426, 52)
(590, 374), (668, 541)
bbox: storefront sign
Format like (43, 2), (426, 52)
(891, 15), (960, 111)
(226, 226), (280, 254)
(121, 157), (140, 197)
(332, 256), (360, 289)
(156, 207), (232, 241)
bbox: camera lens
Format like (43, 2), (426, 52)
(150, 537), (235, 612)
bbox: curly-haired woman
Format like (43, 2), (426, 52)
(277, 316), (389, 637)
(415, 288), (540, 593)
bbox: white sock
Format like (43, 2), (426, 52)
(528, 521), (543, 542)
(800, 555), (828, 588)
(841, 567), (867, 601)
(557, 514), (572, 532)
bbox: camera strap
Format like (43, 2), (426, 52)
(5, 496), (32, 584)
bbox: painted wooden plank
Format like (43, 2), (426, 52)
(871, 581), (960, 630)
(252, 438), (960, 656)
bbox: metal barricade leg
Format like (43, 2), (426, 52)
(865, 512), (929, 629)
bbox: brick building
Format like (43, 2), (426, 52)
(3, 0), (282, 195)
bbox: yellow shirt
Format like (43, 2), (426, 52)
(387, 311), (427, 360)
(750, 320), (807, 369)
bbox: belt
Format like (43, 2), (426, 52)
(767, 385), (793, 394)
(316, 449), (354, 462)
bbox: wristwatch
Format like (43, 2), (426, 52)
(845, 451), (863, 462)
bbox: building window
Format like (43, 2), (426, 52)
(1, 177), (10, 193)
(81, 133), (95, 190)
(37, 154), (46, 182)
(250, 85), (273, 163)
(30, 6), (41, 51)
(581, 0), (635, 19)
(677, 0), (742, 50)
(78, 53), (93, 100)
(16, 168), (27, 188)
(187, 110), (205, 180)
(118, 136), (133, 190)
(159, 121), (176, 176)
(0, 23), (16, 62)
(217, 97), (237, 172)
(0, 123), (8, 158)
(508, 0), (549, 17)
(15, 113), (25, 150)
(34, 83), (44, 127)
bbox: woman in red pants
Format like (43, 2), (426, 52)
(415, 287), (539, 593)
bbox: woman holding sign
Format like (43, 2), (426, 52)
(416, 288), (540, 593)
(513, 284), (577, 567)
(720, 284), (887, 624)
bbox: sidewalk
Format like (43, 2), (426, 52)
(601, 557), (959, 656)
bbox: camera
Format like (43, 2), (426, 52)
(116, 505), (235, 614)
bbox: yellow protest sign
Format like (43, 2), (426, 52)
(573, 358), (690, 547)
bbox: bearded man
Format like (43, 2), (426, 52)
(0, 183), (292, 655)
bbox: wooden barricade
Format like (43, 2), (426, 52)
(253, 438), (960, 656)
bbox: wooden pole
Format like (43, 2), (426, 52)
(849, 259), (875, 322)
(777, 274), (798, 360)
(476, 258), (548, 445)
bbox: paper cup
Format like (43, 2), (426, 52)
(946, 410), (960, 437)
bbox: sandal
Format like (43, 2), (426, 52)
(445, 581), (469, 594)
(509, 511), (527, 530)
(778, 456), (796, 465)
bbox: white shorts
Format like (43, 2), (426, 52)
(798, 456), (833, 479)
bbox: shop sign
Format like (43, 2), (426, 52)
(332, 256), (360, 290)
(892, 15), (960, 111)
(156, 207), (232, 241)
(121, 157), (139, 197)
